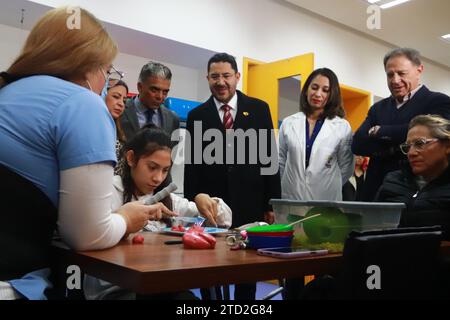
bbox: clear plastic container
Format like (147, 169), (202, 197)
(270, 199), (405, 252)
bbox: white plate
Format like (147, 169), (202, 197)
(161, 227), (228, 235)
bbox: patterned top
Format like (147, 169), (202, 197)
(114, 140), (125, 176)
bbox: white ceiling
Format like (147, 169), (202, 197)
(283, 0), (450, 69)
(1, 0), (448, 70)
(0, 0), (48, 30)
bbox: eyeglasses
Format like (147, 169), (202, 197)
(209, 73), (235, 82)
(106, 65), (124, 87)
(399, 138), (439, 155)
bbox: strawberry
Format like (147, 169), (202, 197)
(171, 225), (186, 232)
(187, 225), (204, 233)
(132, 234), (144, 244)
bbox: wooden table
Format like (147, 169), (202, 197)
(52, 232), (343, 295)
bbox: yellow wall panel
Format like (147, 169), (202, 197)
(243, 54), (314, 128)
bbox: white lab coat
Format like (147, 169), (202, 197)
(279, 112), (354, 201)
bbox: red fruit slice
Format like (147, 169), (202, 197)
(197, 232), (216, 248)
(132, 234), (144, 244)
(187, 225), (204, 233)
(182, 232), (212, 249)
(171, 225), (186, 232)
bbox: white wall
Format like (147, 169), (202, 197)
(114, 53), (205, 101)
(0, 24), (28, 71)
(0, 24), (208, 102)
(28, 0), (450, 98)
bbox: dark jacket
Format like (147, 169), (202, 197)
(352, 86), (450, 201)
(120, 96), (180, 141)
(184, 91), (281, 228)
(376, 162), (450, 240)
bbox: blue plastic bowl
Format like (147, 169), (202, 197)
(247, 234), (293, 249)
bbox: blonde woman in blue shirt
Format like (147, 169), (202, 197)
(0, 7), (173, 300)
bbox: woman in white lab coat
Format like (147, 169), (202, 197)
(279, 68), (354, 201)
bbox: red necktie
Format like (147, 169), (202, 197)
(221, 105), (233, 129)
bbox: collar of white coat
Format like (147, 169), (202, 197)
(288, 111), (345, 124)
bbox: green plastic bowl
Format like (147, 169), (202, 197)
(303, 207), (351, 243)
(246, 224), (294, 233)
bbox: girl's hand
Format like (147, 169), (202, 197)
(118, 201), (177, 235)
(194, 193), (218, 227)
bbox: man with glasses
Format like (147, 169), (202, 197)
(120, 62), (179, 140)
(352, 48), (450, 201)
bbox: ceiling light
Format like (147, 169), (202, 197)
(380, 0), (411, 9)
(366, 0), (412, 8)
(442, 34), (450, 44)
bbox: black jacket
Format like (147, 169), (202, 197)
(376, 163), (450, 240)
(120, 97), (180, 141)
(184, 91), (281, 228)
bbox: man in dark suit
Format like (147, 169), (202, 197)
(184, 53), (281, 300)
(352, 48), (450, 201)
(120, 62), (179, 140)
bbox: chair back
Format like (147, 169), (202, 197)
(0, 165), (57, 280)
(341, 226), (442, 299)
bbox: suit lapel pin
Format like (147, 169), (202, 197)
(243, 112), (249, 117)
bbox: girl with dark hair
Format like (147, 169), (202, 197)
(84, 125), (232, 300)
(115, 125), (231, 228)
(279, 68), (354, 201)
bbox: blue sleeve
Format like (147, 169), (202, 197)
(51, 91), (117, 171)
